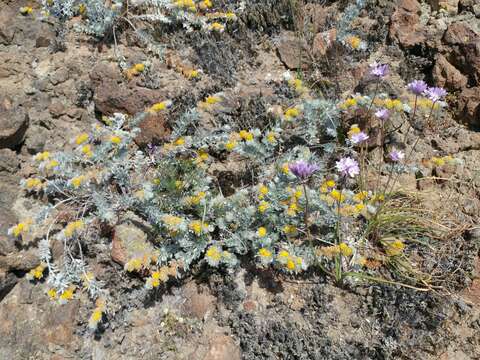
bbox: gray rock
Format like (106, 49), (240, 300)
(0, 97), (29, 149)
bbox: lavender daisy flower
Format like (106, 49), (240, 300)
(424, 87), (447, 103)
(370, 62), (389, 78)
(336, 157), (360, 178)
(388, 149), (405, 162)
(375, 108), (390, 121)
(350, 131), (369, 145)
(407, 80), (428, 96)
(289, 161), (319, 180)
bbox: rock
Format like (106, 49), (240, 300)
(0, 207), (18, 256)
(428, 0), (460, 14)
(203, 334), (241, 360)
(312, 29), (337, 58)
(389, 0), (426, 48)
(457, 87), (480, 127)
(111, 222), (153, 266)
(134, 112), (171, 147)
(90, 62), (185, 116)
(443, 22), (480, 85)
(182, 282), (216, 319)
(0, 96), (29, 149)
(0, 280), (80, 359)
(432, 54), (468, 91)
(24, 125), (49, 154)
(0, 251), (40, 272)
(0, 148), (19, 173)
(276, 31), (309, 70)
(0, 6), (15, 45)
(48, 100), (67, 118)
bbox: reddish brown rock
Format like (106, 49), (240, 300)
(0, 96), (29, 149)
(276, 31), (310, 70)
(457, 87), (480, 127)
(443, 22), (480, 85)
(111, 223), (152, 266)
(432, 54), (468, 91)
(389, 0), (426, 48)
(182, 282), (216, 319)
(134, 112), (171, 147)
(312, 29), (337, 58)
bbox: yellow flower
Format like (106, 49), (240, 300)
(199, 0), (213, 9)
(34, 151), (50, 161)
(47, 288), (57, 300)
(348, 124), (361, 138)
(25, 178), (43, 190)
(206, 95), (221, 105)
(257, 227), (267, 237)
(109, 135), (122, 144)
(125, 258), (143, 272)
(46, 159), (60, 170)
(20, 6), (33, 15)
(206, 246), (222, 262)
(353, 191), (368, 202)
(282, 224), (296, 235)
(59, 286), (75, 303)
(174, 137), (185, 146)
(81, 144), (93, 157)
(79, 3), (87, 15)
(239, 130), (254, 141)
(188, 191), (206, 205)
(385, 240), (405, 256)
(258, 201), (269, 213)
(277, 250), (290, 260)
(91, 309), (102, 323)
(8, 220), (32, 238)
(431, 156), (445, 167)
(259, 185), (269, 196)
(70, 175), (86, 188)
(75, 133), (89, 145)
(284, 107), (300, 119)
(286, 259), (296, 270)
(26, 264), (46, 281)
(175, 180), (184, 189)
(266, 132), (277, 144)
(258, 248), (272, 258)
(134, 63), (145, 73)
(289, 78), (305, 93)
(225, 11), (237, 21)
(348, 36), (361, 49)
(196, 149), (209, 163)
(355, 203), (365, 212)
(384, 99), (403, 111)
(189, 220), (209, 236)
(287, 202), (299, 216)
(149, 101), (170, 113)
(339, 243), (353, 257)
(225, 140), (237, 151)
(210, 22), (225, 32)
(329, 189), (346, 202)
(320, 180), (335, 193)
(340, 98), (357, 109)
(281, 163), (290, 175)
(64, 220), (84, 238)
(186, 69), (200, 79)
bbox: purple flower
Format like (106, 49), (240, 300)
(424, 87), (447, 103)
(350, 131), (369, 145)
(370, 62), (389, 78)
(375, 108), (390, 121)
(288, 161), (319, 180)
(336, 157), (360, 178)
(407, 80), (428, 96)
(388, 149), (405, 162)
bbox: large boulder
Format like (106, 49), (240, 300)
(0, 96), (29, 149)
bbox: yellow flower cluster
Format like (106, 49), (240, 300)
(34, 151), (50, 162)
(45, 159), (60, 170)
(281, 186), (302, 216)
(276, 250), (303, 272)
(431, 155), (456, 167)
(26, 263), (46, 281)
(173, 0), (196, 11)
(125, 63), (146, 79)
(374, 98), (403, 112)
(266, 131), (278, 144)
(288, 78), (306, 95)
(195, 149), (209, 164)
(148, 100), (172, 113)
(88, 298), (106, 330)
(162, 215), (184, 231)
(224, 132), (240, 151)
(347, 35), (361, 50)
(20, 6), (33, 15)
(415, 98), (440, 110)
(257, 248), (273, 263)
(206, 11), (237, 21)
(339, 97), (358, 110)
(24, 177), (43, 191)
(282, 224), (297, 236)
(145, 262), (180, 289)
(189, 220), (209, 236)
(200, 95), (222, 108)
(81, 144), (93, 158)
(59, 286), (76, 304)
(209, 22), (225, 32)
(71, 174), (88, 188)
(64, 220), (84, 238)
(257, 227), (267, 237)
(124, 253), (158, 272)
(258, 200), (269, 213)
(239, 130), (254, 142)
(186, 191), (206, 206)
(320, 180), (336, 193)
(75, 133), (89, 145)
(109, 135), (122, 145)
(8, 219), (32, 238)
(257, 184), (269, 200)
(205, 245), (222, 265)
(384, 239), (405, 256)
(317, 243), (353, 258)
(284, 107), (300, 120)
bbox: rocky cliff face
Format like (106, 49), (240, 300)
(0, 0), (479, 359)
